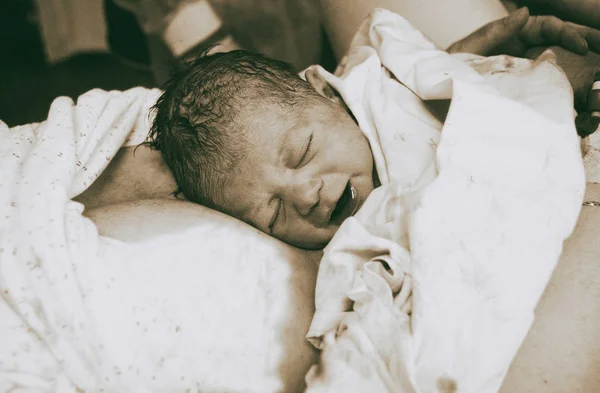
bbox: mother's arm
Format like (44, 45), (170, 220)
(320, 0), (509, 60)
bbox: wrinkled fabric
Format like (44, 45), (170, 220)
(305, 9), (585, 393)
(0, 87), (159, 393)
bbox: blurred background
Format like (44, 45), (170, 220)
(0, 0), (336, 127)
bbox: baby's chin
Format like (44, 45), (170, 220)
(283, 226), (338, 251)
(287, 235), (333, 251)
(296, 241), (329, 251)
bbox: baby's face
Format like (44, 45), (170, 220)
(222, 97), (375, 249)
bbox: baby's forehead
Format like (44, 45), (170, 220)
(241, 88), (317, 113)
(240, 95), (326, 136)
(238, 96), (302, 132)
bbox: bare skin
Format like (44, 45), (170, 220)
(518, 0), (600, 29)
(74, 145), (178, 209)
(500, 183), (600, 392)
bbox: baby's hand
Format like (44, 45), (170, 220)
(448, 7), (600, 57)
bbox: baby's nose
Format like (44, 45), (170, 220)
(290, 178), (322, 216)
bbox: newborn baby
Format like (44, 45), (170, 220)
(148, 9), (598, 250)
(149, 51), (376, 249)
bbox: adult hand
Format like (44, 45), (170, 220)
(515, 0), (600, 30)
(447, 7), (600, 57)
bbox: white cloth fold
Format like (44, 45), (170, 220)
(305, 9), (585, 393)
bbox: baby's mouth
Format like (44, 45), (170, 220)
(329, 181), (359, 226)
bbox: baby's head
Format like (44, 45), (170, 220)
(149, 50), (375, 249)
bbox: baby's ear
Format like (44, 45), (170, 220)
(305, 68), (352, 115)
(305, 68), (338, 101)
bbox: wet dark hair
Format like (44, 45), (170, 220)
(146, 50), (320, 210)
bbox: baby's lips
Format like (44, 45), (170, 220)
(329, 182), (359, 226)
(349, 185), (359, 215)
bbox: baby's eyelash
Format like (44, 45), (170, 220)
(269, 199), (282, 233)
(298, 134), (314, 167)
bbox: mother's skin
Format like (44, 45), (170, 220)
(501, 184), (600, 391)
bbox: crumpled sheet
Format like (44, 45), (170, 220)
(304, 9), (586, 393)
(0, 87), (157, 392)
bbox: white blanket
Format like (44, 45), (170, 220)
(304, 9), (586, 393)
(0, 87), (158, 392)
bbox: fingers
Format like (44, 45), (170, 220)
(447, 7), (529, 55)
(447, 8), (600, 58)
(519, 15), (588, 55)
(569, 22), (600, 53)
